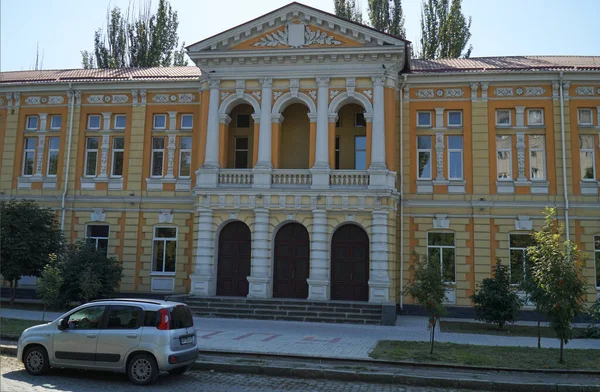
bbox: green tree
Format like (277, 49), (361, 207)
(334, 0), (363, 23)
(366, 0), (405, 37)
(37, 255), (64, 321)
(0, 200), (60, 305)
(404, 253), (447, 354)
(529, 208), (588, 363)
(419, 0), (471, 59)
(471, 259), (522, 329)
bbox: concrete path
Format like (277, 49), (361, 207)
(3, 308), (599, 360)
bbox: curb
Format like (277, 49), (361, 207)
(1, 345), (17, 356)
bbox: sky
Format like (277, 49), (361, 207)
(1, 0), (599, 71)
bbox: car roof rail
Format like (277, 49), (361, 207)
(89, 298), (166, 305)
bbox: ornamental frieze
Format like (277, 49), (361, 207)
(575, 86), (596, 96)
(151, 93), (196, 103)
(494, 86), (548, 97)
(87, 94), (129, 104)
(24, 95), (65, 105)
(414, 88), (464, 99)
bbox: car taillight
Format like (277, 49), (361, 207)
(157, 309), (170, 330)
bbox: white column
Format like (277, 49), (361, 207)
(369, 210), (391, 303)
(203, 79), (221, 168)
(370, 76), (386, 170)
(253, 78), (273, 188)
(311, 77), (331, 189)
(189, 208), (216, 296)
(307, 209), (329, 300)
(247, 208), (271, 298)
(435, 132), (445, 181)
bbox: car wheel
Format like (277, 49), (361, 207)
(127, 354), (159, 385)
(23, 346), (50, 376)
(169, 365), (189, 375)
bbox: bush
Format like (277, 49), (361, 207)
(576, 299), (600, 339)
(37, 255), (65, 320)
(471, 259), (522, 329)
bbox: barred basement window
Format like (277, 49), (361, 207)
(152, 227), (177, 273)
(86, 225), (109, 256)
(509, 234), (535, 285)
(427, 233), (455, 284)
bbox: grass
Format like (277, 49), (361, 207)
(0, 318), (46, 340)
(370, 340), (600, 370)
(440, 320), (561, 338)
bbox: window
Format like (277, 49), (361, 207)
(448, 135), (463, 180)
(427, 233), (455, 283)
(417, 136), (432, 179)
(22, 138), (36, 176)
(529, 135), (546, 180)
(181, 114), (193, 129)
(26, 115), (38, 130)
(47, 137), (60, 176)
(50, 115), (62, 130)
(595, 236), (600, 288)
(509, 234), (535, 285)
(417, 111), (432, 127)
(580, 135), (596, 180)
(578, 109), (593, 126)
(152, 227), (177, 273)
(236, 114), (250, 128)
(496, 110), (511, 126)
(153, 114), (167, 129)
(234, 137), (249, 169)
(527, 109), (544, 126)
(87, 114), (101, 130)
(84, 137), (99, 176)
(66, 306), (106, 330)
(179, 137), (192, 177)
(86, 224), (109, 255)
(106, 306), (141, 330)
(151, 137), (165, 177)
(448, 111), (463, 127)
(496, 135), (512, 180)
(355, 136), (367, 170)
(114, 114), (126, 130)
(111, 137), (124, 177)
(335, 136), (340, 170)
(355, 112), (366, 127)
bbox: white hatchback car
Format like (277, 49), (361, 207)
(17, 298), (198, 385)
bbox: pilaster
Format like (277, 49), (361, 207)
(307, 209), (329, 300)
(189, 208), (216, 296)
(369, 210), (391, 303)
(247, 208), (271, 298)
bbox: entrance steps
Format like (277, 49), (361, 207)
(184, 296), (388, 325)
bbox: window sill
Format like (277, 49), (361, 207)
(151, 128), (193, 133)
(448, 180), (466, 194)
(81, 176), (123, 190)
(580, 180), (600, 195)
(17, 176), (57, 190)
(496, 180), (515, 194)
(150, 272), (176, 277)
(146, 177), (191, 191)
(416, 180), (433, 194)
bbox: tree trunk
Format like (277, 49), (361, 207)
(430, 321), (436, 355)
(537, 312), (541, 349)
(9, 279), (16, 305)
(42, 304), (46, 322)
(559, 339), (564, 363)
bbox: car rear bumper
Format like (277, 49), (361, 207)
(158, 347), (199, 370)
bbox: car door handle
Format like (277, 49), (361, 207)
(126, 334), (138, 339)
(86, 334), (97, 338)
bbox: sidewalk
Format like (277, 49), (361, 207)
(2, 308), (600, 360)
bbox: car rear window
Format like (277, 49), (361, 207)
(170, 305), (193, 329)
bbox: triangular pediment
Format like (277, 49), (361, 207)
(187, 2), (407, 54)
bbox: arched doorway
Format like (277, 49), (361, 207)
(216, 221), (251, 297)
(330, 224), (369, 301)
(273, 223), (309, 299)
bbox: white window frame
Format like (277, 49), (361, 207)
(354, 135), (367, 170)
(87, 114), (101, 130)
(25, 115), (39, 131)
(417, 135), (432, 180)
(496, 109), (511, 127)
(447, 135), (463, 180)
(111, 137), (125, 177)
(153, 114), (167, 130)
(151, 137), (165, 178)
(152, 227), (177, 274)
(579, 134), (596, 181)
(22, 137), (36, 176)
(84, 137), (99, 177)
(447, 111), (463, 128)
(180, 114), (193, 130)
(50, 115), (62, 130)
(114, 114), (127, 130)
(86, 224), (110, 256)
(178, 137), (192, 178)
(527, 109), (544, 126)
(595, 235), (600, 289)
(496, 135), (512, 181)
(529, 135), (546, 181)
(234, 136), (249, 169)
(46, 137), (60, 177)
(417, 111), (432, 128)
(578, 109), (593, 126)
(427, 232), (456, 284)
(509, 233), (534, 286)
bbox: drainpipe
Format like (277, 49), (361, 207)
(559, 72), (570, 240)
(60, 84), (76, 240)
(399, 74), (408, 310)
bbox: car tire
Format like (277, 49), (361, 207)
(23, 346), (50, 376)
(169, 365), (189, 375)
(127, 353), (159, 385)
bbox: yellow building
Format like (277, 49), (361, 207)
(1, 3), (599, 320)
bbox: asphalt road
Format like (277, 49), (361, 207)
(1, 354), (479, 392)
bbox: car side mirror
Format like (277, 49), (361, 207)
(57, 318), (67, 331)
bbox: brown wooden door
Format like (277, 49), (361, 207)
(273, 223), (309, 299)
(217, 221), (251, 297)
(331, 224), (369, 301)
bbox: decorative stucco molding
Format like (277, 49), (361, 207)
(91, 209), (106, 222)
(252, 23), (343, 48)
(575, 86), (595, 96)
(515, 215), (532, 231)
(416, 89), (433, 99)
(495, 87), (513, 97)
(445, 88), (464, 98)
(525, 87), (546, 96)
(158, 209), (174, 224)
(433, 214), (450, 229)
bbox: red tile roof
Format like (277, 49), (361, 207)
(411, 56), (600, 73)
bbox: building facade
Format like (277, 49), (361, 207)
(1, 3), (599, 309)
